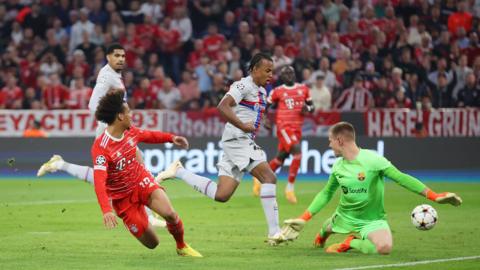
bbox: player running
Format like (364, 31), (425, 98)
(252, 66), (314, 204)
(157, 53), (285, 245)
(36, 44), (165, 227)
(91, 90), (201, 257)
(280, 122), (462, 254)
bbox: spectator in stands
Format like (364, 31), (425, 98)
(387, 87), (413, 108)
(132, 77), (156, 109)
(202, 23), (226, 61)
(22, 87), (42, 109)
(1, 74), (23, 109)
(195, 55), (214, 101)
(157, 77), (181, 110)
(220, 11), (237, 41)
(457, 72), (480, 108)
(42, 73), (69, 110)
(140, 0), (164, 23)
(272, 45), (292, 73)
(23, 3), (47, 38)
(88, 0), (108, 27)
(39, 53), (63, 77)
(121, 0), (145, 24)
(426, 72), (457, 108)
(447, 0), (472, 35)
(334, 75), (374, 111)
(310, 73), (332, 111)
(67, 77), (92, 109)
(204, 73), (226, 108)
(405, 73), (429, 109)
(158, 17), (182, 83)
(372, 76), (393, 108)
(228, 47), (245, 79)
(453, 54), (473, 100)
(178, 71), (200, 110)
(171, 6), (193, 45)
(69, 8), (94, 53)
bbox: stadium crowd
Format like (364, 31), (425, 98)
(0, 0), (480, 111)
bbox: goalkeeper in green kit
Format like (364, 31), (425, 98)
(280, 122), (462, 254)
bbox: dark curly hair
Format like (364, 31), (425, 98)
(95, 90), (126, 125)
(248, 52), (273, 72)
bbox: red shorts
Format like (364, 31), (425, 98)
(111, 177), (161, 238)
(277, 127), (302, 152)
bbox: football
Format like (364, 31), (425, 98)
(411, 204), (438, 230)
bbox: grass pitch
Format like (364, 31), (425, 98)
(0, 179), (479, 270)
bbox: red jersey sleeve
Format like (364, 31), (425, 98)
(91, 144), (112, 214)
(268, 88), (279, 104)
(304, 85), (312, 102)
(132, 126), (175, 144)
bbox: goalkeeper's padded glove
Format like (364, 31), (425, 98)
(426, 189), (462, 206)
(280, 210), (312, 241)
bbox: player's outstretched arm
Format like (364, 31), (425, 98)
(384, 165), (462, 206)
(281, 174), (339, 240)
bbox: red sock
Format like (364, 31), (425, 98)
(269, 158), (283, 172)
(288, 154), (301, 184)
(166, 216), (186, 249)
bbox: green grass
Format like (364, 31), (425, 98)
(0, 179), (479, 270)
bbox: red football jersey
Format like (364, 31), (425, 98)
(268, 83), (312, 130)
(91, 126), (174, 213)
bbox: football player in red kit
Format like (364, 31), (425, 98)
(91, 90), (202, 257)
(253, 66), (314, 204)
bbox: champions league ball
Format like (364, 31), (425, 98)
(411, 204), (438, 230)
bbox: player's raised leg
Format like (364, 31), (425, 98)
(147, 188), (202, 257)
(37, 154), (94, 183)
(158, 160), (238, 202)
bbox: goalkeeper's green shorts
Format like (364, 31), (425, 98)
(327, 213), (390, 240)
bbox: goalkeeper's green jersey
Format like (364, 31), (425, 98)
(307, 149), (426, 223)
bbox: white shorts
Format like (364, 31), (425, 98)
(95, 121), (107, 138)
(217, 137), (267, 182)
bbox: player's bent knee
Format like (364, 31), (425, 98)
(376, 243), (392, 255)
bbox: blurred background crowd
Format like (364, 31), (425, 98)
(0, 0), (480, 112)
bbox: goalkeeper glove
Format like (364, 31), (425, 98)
(426, 189), (462, 206)
(281, 211), (312, 241)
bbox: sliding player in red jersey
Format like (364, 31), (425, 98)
(253, 66), (314, 203)
(91, 90), (201, 257)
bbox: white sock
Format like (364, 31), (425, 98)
(175, 168), (217, 200)
(60, 162), (94, 184)
(260, 183), (280, 236)
(286, 182), (294, 192)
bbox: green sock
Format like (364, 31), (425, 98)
(319, 219), (332, 238)
(350, 239), (378, 254)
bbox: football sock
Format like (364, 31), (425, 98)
(349, 239), (378, 254)
(260, 183), (280, 236)
(287, 154), (301, 188)
(319, 219), (331, 238)
(269, 158), (283, 172)
(61, 162), (94, 184)
(286, 182), (294, 192)
(175, 168), (217, 200)
(166, 215), (186, 249)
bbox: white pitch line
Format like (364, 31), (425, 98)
(1, 189), (319, 206)
(333, 255), (480, 270)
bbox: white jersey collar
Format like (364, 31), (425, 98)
(105, 129), (124, 142)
